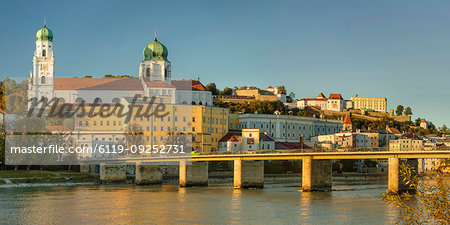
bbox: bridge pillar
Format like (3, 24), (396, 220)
(302, 159), (332, 192)
(135, 163), (163, 185)
(99, 163), (126, 183)
(179, 161), (208, 187)
(234, 160), (264, 189)
(388, 158), (418, 194)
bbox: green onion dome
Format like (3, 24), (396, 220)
(143, 32), (168, 61)
(36, 25), (53, 42)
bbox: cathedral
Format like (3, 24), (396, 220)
(28, 23), (212, 107)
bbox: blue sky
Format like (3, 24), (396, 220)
(1, 0), (449, 127)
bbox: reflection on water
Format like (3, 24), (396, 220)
(0, 181), (397, 224)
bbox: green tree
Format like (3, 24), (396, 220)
(279, 85), (286, 94)
(396, 105), (404, 116)
(205, 83), (219, 95)
(221, 87), (233, 95)
(439, 125), (449, 134)
(404, 106), (413, 116)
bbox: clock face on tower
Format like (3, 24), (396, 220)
(41, 64), (47, 71)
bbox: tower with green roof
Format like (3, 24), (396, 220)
(139, 32), (172, 82)
(28, 21), (55, 106)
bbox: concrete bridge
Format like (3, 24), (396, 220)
(80, 150), (450, 194)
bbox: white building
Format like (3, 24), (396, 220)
(28, 24), (212, 109)
(315, 131), (373, 149)
(218, 129), (275, 152)
(237, 113), (343, 141)
(297, 93), (351, 112)
(389, 138), (423, 151)
(266, 86), (287, 102)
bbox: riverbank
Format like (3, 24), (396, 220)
(0, 170), (98, 187)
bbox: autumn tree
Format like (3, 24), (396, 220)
(382, 161), (450, 224)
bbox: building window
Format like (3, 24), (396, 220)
(146, 68), (150, 77)
(42, 50), (46, 57)
(41, 76), (46, 84)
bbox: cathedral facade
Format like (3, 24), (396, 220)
(28, 24), (212, 107)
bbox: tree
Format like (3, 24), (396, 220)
(439, 125), (449, 134)
(382, 161), (450, 224)
(3, 78), (28, 115)
(205, 83), (219, 95)
(221, 87), (233, 95)
(404, 107), (413, 116)
(396, 105), (404, 116)
(104, 74), (134, 78)
(124, 123), (144, 155)
(0, 80), (5, 110)
(279, 85), (286, 94)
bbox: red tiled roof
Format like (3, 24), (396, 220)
(343, 114), (352, 124)
(299, 98), (328, 101)
(317, 93), (326, 98)
(328, 93), (343, 100)
(275, 141), (312, 149)
(219, 132), (240, 142)
(421, 119), (426, 123)
(171, 80), (206, 91)
(387, 127), (402, 135)
(54, 78), (143, 90)
(259, 132), (275, 141)
(143, 79), (175, 88)
(402, 133), (423, 140)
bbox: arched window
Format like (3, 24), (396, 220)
(191, 101), (196, 105)
(58, 98), (65, 103)
(41, 76), (45, 84)
(146, 68), (151, 77)
(182, 101), (187, 104)
(199, 102), (203, 105)
(164, 68), (168, 78)
(75, 97), (84, 103)
(93, 97), (102, 104)
(42, 50), (46, 57)
(112, 98), (120, 104)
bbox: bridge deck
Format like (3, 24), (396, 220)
(82, 151), (450, 163)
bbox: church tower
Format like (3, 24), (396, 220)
(28, 21), (55, 104)
(139, 32), (171, 82)
(343, 113), (353, 131)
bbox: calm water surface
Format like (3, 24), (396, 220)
(0, 180), (397, 224)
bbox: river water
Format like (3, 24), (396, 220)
(0, 180), (397, 224)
